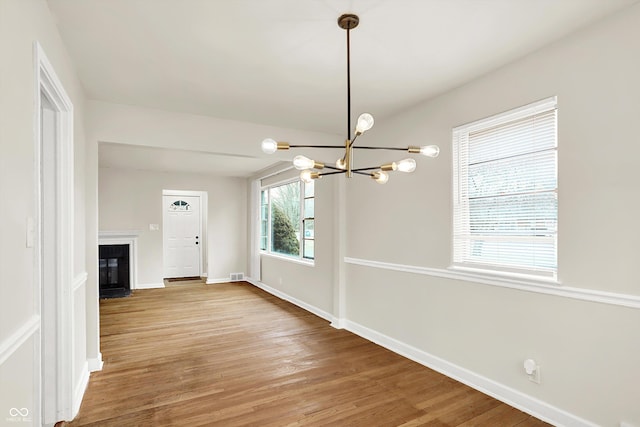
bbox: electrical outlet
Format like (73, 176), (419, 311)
(528, 365), (541, 384)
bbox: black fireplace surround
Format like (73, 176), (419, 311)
(99, 244), (130, 298)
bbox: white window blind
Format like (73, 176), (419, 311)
(453, 97), (557, 279)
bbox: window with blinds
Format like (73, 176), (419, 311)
(452, 97), (557, 279)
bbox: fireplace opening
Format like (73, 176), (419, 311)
(99, 244), (130, 298)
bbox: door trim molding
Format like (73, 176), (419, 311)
(34, 41), (75, 423)
(162, 190), (208, 278)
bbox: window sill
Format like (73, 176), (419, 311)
(261, 251), (315, 267)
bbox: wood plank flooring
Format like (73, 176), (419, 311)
(66, 282), (549, 426)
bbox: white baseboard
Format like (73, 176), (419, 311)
(344, 319), (598, 427)
(246, 278), (334, 323)
(72, 361), (90, 419)
(206, 278), (231, 284)
(88, 352), (103, 372)
(135, 282), (165, 289)
(330, 318), (347, 329)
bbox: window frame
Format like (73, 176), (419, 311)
(260, 177), (315, 263)
(452, 96), (558, 281)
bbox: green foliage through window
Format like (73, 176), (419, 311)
(260, 179), (314, 261)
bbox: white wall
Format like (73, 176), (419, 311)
(342, 4), (640, 426)
(99, 168), (247, 285)
(0, 0), (90, 423)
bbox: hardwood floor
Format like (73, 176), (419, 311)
(67, 282), (549, 426)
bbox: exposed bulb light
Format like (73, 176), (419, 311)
(355, 113), (374, 135)
(300, 170), (320, 183)
(294, 156), (314, 170)
(294, 155), (324, 170)
(372, 170), (389, 184)
(336, 158), (346, 170)
(261, 138), (289, 153)
(395, 158), (416, 173)
(419, 145), (440, 157)
(261, 138), (278, 154)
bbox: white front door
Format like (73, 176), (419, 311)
(163, 195), (201, 278)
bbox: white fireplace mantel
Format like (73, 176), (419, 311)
(98, 231), (139, 290)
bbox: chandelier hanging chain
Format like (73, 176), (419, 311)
(260, 13), (440, 184)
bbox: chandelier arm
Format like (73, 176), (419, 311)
(348, 133), (359, 148)
(352, 170), (375, 177)
(350, 166), (385, 172)
(289, 144), (346, 149)
(352, 146), (409, 151)
(318, 170), (348, 177)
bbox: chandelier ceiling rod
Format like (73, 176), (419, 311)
(344, 14), (355, 143)
(260, 13), (440, 185)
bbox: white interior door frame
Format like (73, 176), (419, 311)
(162, 190), (208, 278)
(34, 42), (75, 425)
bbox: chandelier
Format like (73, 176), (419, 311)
(261, 13), (439, 184)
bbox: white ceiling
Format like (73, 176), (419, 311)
(48, 0), (638, 176)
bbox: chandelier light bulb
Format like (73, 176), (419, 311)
(372, 170), (389, 184)
(293, 155), (315, 170)
(300, 170), (313, 183)
(300, 170), (320, 183)
(395, 158), (416, 173)
(261, 138), (278, 154)
(355, 113), (375, 134)
(336, 158), (346, 170)
(419, 145), (440, 157)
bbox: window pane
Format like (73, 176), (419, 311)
(469, 192), (557, 237)
(260, 220), (267, 250)
(462, 237), (556, 271)
(260, 190), (268, 250)
(270, 182), (300, 256)
(303, 239), (315, 259)
(468, 150), (557, 199)
(304, 180), (314, 198)
(304, 198), (314, 218)
(304, 219), (314, 239)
